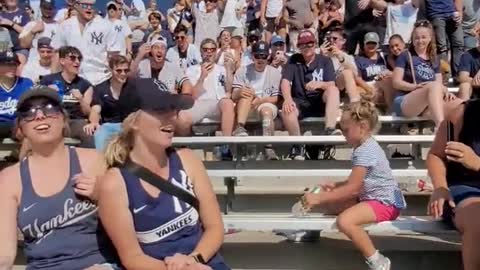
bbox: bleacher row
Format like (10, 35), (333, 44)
(4, 109), (454, 240)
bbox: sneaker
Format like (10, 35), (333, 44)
(366, 255), (391, 270)
(284, 230), (321, 242)
(288, 145), (306, 160)
(233, 126), (248, 136)
(220, 145), (233, 161)
(324, 127), (342, 136)
(399, 123), (419, 135)
(264, 146), (280, 160)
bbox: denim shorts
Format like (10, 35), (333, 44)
(393, 95), (405, 117)
(443, 185), (480, 229)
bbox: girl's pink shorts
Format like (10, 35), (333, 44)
(365, 200), (401, 222)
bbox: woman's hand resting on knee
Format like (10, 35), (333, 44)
(428, 187), (455, 219)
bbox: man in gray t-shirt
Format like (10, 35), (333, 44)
(131, 37), (192, 95)
(0, 27), (13, 52)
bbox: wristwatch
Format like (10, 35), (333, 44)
(191, 253), (206, 264)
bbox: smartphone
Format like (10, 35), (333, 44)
(447, 121), (454, 142)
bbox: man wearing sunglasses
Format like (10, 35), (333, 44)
(281, 30), (340, 160)
(40, 46), (94, 147)
(51, 0), (125, 86)
(19, 0), (58, 65)
(192, 0), (223, 49)
(166, 24), (202, 71)
(181, 38), (235, 157)
(105, 1), (133, 58)
(0, 50), (33, 138)
(232, 41), (281, 160)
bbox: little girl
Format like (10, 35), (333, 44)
(304, 100), (406, 270)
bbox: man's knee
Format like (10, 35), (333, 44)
(323, 86), (340, 102)
(260, 106), (274, 119)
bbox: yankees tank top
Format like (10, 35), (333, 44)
(17, 147), (117, 270)
(120, 149), (229, 270)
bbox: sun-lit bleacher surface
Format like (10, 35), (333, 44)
(3, 96), (459, 240)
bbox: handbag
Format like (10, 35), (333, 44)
(123, 159), (200, 212)
(407, 51), (417, 85)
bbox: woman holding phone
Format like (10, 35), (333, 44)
(427, 99), (480, 270)
(97, 78), (229, 270)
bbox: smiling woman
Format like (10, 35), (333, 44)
(96, 78), (231, 270)
(0, 86), (121, 270)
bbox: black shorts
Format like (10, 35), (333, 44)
(294, 96), (325, 120)
(265, 17), (287, 33)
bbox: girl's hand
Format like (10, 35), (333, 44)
(320, 182), (336, 192)
(445, 142), (480, 171)
(302, 192), (321, 208)
(73, 173), (98, 200)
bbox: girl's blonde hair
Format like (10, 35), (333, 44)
(342, 100), (379, 132)
(104, 112), (139, 167)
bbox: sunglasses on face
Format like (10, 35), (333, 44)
(79, 3), (94, 9)
(298, 42), (315, 50)
(253, 54), (268, 60)
(206, 0), (217, 3)
(202, 47), (216, 53)
(174, 35), (187, 41)
(115, 68), (130, 74)
(66, 54), (82, 62)
(18, 103), (62, 122)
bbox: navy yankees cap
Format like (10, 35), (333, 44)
(119, 78), (194, 117)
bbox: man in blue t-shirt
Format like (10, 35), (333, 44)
(0, 51), (33, 137)
(425, 0), (464, 77)
(281, 30), (340, 160)
(457, 41), (480, 100)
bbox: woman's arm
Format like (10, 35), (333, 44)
(80, 87), (93, 116)
(427, 120), (449, 189)
(392, 67), (417, 91)
(0, 167), (20, 270)
(98, 169), (168, 270)
(178, 149), (224, 262)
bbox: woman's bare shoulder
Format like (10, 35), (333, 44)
(0, 162), (22, 198)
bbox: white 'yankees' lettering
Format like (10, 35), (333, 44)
(22, 198), (97, 244)
(312, 68), (324, 81)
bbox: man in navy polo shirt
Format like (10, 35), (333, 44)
(281, 30), (340, 160)
(457, 35), (480, 100)
(425, 0), (464, 78)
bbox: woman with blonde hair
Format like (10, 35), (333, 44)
(392, 20), (460, 129)
(97, 78), (230, 270)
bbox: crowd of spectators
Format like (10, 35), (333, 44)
(0, 0), (479, 160)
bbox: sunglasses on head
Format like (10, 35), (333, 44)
(202, 47), (217, 53)
(254, 54), (268, 60)
(298, 42), (315, 50)
(115, 68), (130, 74)
(66, 54), (82, 62)
(79, 2), (94, 9)
(414, 20), (431, 27)
(18, 103), (62, 122)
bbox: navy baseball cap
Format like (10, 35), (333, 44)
(17, 86), (62, 111)
(40, 0), (56, 9)
(271, 35), (285, 45)
(37, 37), (53, 49)
(119, 78), (194, 117)
(0, 51), (20, 65)
(252, 41), (270, 55)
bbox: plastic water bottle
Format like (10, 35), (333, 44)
(405, 161), (417, 192)
(262, 118), (271, 136)
(291, 187), (322, 217)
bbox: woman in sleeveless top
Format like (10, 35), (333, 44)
(427, 99), (480, 270)
(97, 78), (230, 270)
(0, 87), (119, 270)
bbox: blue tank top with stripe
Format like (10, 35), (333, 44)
(17, 147), (117, 270)
(120, 149), (229, 270)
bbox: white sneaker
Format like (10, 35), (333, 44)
(366, 255), (391, 270)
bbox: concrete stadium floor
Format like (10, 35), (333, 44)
(14, 231), (462, 270)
